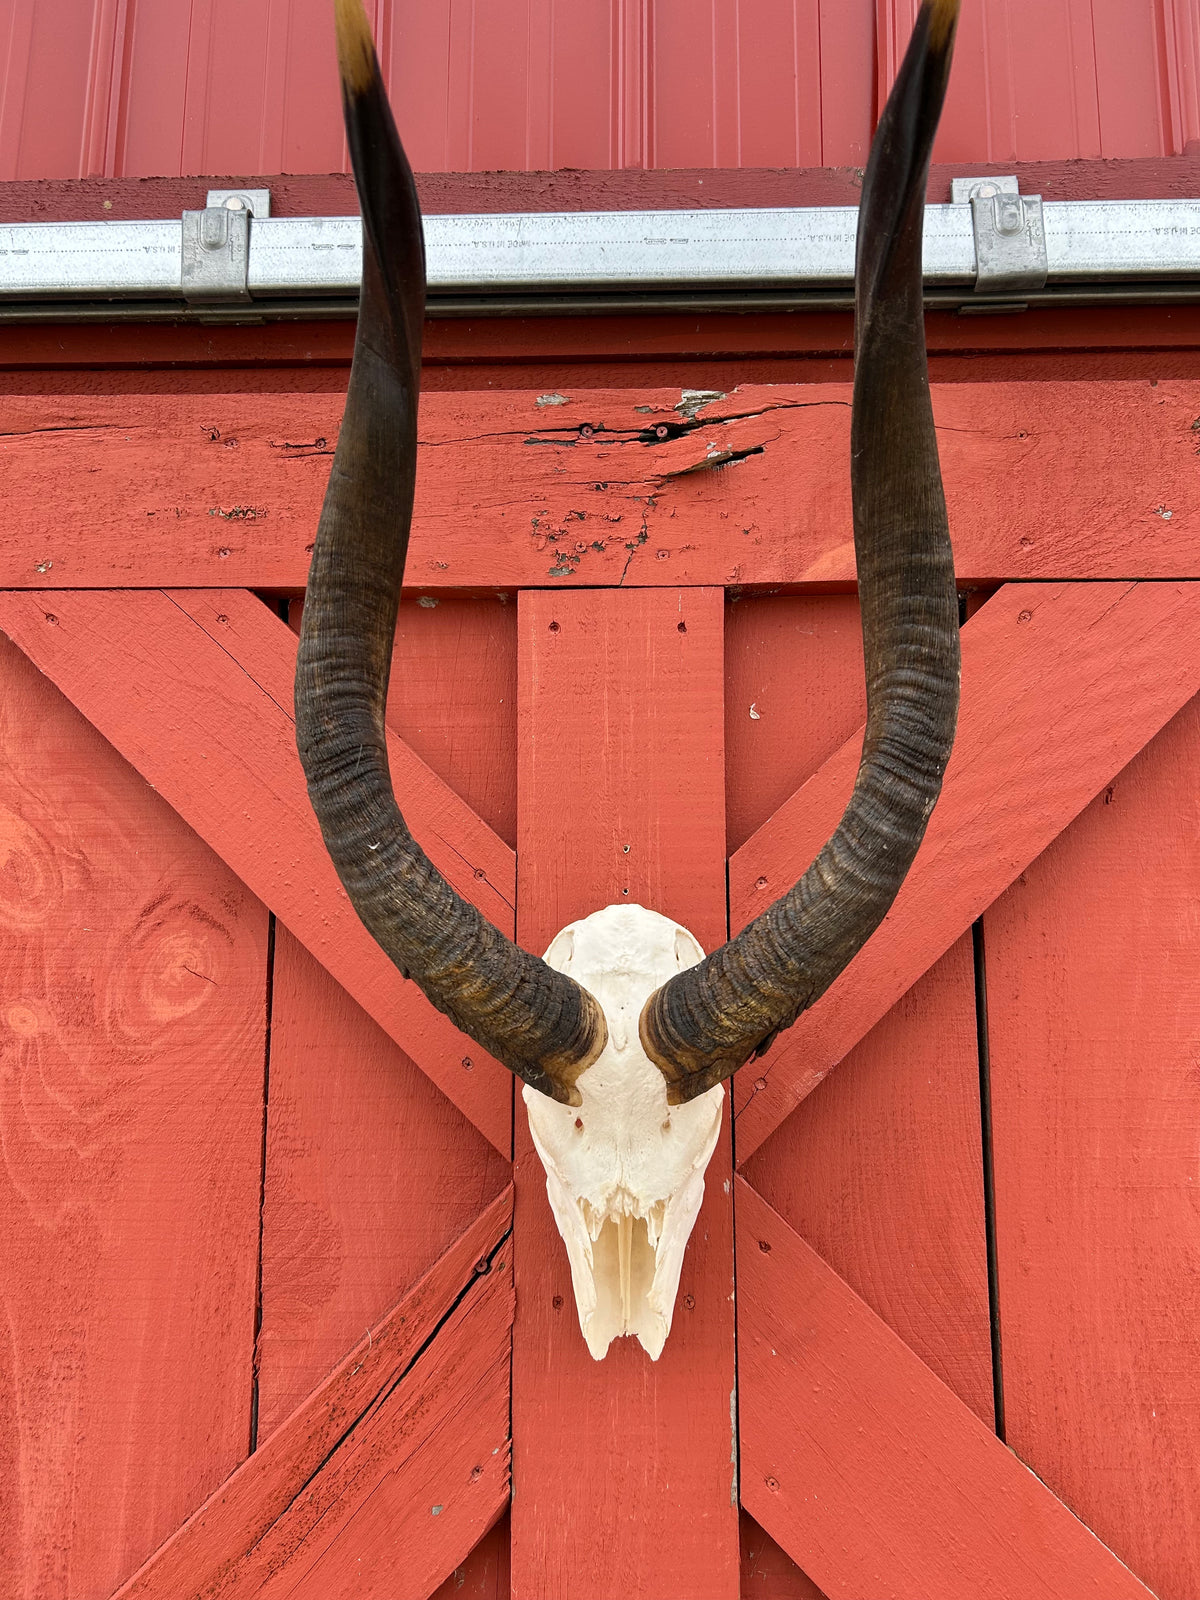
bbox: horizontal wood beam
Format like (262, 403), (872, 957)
(0, 587), (514, 1152)
(113, 1190), (514, 1600)
(6, 152), (1199, 223)
(737, 1179), (1155, 1600)
(733, 579), (1200, 1161)
(3, 382), (1199, 589)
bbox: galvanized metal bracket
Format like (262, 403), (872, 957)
(952, 175), (1048, 296)
(181, 190), (270, 303)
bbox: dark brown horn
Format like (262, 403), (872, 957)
(294, 0), (605, 1106)
(639, 0), (963, 1106)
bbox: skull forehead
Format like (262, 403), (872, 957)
(544, 903), (700, 984)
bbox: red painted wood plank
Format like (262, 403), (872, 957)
(290, 594), (519, 847)
(727, 593), (993, 1422)
(113, 1190), (513, 1600)
(0, 586), (514, 1152)
(512, 589), (738, 1600)
(257, 927), (511, 1434)
(985, 694), (1200, 1600)
(733, 580), (1200, 1162)
(4, 382), (1200, 588)
(745, 937), (993, 1423)
(737, 1179), (1155, 1600)
(8, 155), (1200, 226)
(741, 1514), (828, 1599)
(724, 594), (866, 854)
(0, 631), (268, 1599)
(259, 597), (515, 1430)
(4, 309), (1200, 382)
(430, 1515), (511, 1600)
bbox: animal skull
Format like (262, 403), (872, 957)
(525, 905), (723, 1359)
(297, 0), (962, 1363)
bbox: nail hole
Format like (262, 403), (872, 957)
(548, 620), (560, 632)
(461, 1056), (473, 1071)
(758, 1239), (771, 1253)
(552, 1294), (564, 1310)
(677, 621), (687, 632)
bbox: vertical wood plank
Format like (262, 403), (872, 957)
(0, 632), (268, 1598)
(511, 588), (738, 1600)
(985, 694), (1200, 1600)
(729, 596), (994, 1426)
(257, 928), (511, 1434)
(260, 599), (514, 1433)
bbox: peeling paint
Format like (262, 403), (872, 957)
(677, 388), (727, 419)
(536, 393), (570, 407)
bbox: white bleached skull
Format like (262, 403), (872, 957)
(524, 904), (724, 1360)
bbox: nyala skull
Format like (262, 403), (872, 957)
(525, 905), (723, 1360)
(297, 0), (962, 1364)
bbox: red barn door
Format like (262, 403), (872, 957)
(3, 376), (1200, 1600)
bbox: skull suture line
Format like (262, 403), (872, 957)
(297, 0), (962, 1358)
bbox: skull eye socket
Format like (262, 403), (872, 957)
(544, 928), (577, 971)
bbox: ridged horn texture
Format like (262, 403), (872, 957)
(640, 0), (963, 1107)
(295, 0), (606, 1107)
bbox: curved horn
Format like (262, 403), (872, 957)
(295, 0), (605, 1106)
(640, 0), (962, 1105)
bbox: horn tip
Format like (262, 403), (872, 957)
(334, 0), (376, 95)
(925, 0), (961, 52)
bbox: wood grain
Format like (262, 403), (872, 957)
(740, 1514), (828, 1600)
(3, 382), (1200, 588)
(113, 1191), (513, 1600)
(0, 632), (268, 1599)
(257, 927), (511, 1435)
(985, 694), (1200, 1600)
(0, 586), (515, 1152)
(511, 589), (738, 1600)
(733, 580), (1200, 1162)
(259, 597), (515, 1432)
(430, 1515), (511, 1600)
(737, 1179), (1155, 1600)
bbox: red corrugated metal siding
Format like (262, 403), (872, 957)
(1, 0), (1198, 180)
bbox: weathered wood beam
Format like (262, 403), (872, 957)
(732, 579), (1200, 1161)
(0, 587), (514, 1152)
(737, 1179), (1155, 1599)
(3, 382), (1199, 588)
(112, 1190), (514, 1600)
